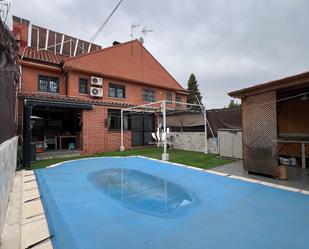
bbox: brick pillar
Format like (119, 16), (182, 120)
(82, 106), (106, 154)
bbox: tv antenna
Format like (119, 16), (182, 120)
(141, 26), (153, 38)
(130, 23), (140, 40)
(138, 26), (153, 45)
(0, 0), (10, 23)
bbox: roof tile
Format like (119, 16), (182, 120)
(20, 47), (67, 65)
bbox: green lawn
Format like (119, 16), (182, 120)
(30, 147), (233, 170)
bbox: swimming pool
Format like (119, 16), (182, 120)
(35, 157), (309, 249)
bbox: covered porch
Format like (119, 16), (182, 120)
(22, 97), (93, 167)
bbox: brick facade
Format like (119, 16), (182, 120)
(82, 106), (131, 154)
(19, 64), (186, 154)
(15, 17), (188, 155)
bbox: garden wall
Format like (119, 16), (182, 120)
(0, 136), (18, 240)
(171, 132), (218, 154)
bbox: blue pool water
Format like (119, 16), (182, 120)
(35, 157), (309, 249)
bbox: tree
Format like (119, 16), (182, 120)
(227, 99), (241, 108)
(187, 73), (202, 104)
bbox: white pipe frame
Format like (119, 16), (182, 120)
(120, 100), (208, 158)
(162, 100), (167, 157)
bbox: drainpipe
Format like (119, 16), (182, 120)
(65, 72), (68, 96)
(60, 62), (68, 96)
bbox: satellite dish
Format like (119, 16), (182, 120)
(138, 37), (144, 44)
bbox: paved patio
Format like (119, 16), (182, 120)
(213, 160), (309, 191)
(0, 170), (53, 249)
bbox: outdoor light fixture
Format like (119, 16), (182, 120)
(300, 93), (308, 101)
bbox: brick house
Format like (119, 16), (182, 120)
(12, 16), (188, 167)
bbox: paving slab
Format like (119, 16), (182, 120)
(20, 218), (51, 249)
(23, 181), (39, 191)
(0, 170), (53, 249)
(22, 188), (40, 203)
(0, 172), (22, 249)
(21, 200), (45, 225)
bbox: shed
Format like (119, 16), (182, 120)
(229, 71), (309, 177)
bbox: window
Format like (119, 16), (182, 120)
(166, 91), (173, 102)
(142, 89), (155, 102)
(176, 95), (182, 107)
(176, 95), (182, 103)
(38, 75), (59, 93)
(79, 78), (88, 94)
(107, 109), (129, 130)
(109, 83), (125, 98)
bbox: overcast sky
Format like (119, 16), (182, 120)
(8, 0), (309, 108)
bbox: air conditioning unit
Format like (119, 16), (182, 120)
(91, 76), (103, 86)
(90, 87), (103, 97)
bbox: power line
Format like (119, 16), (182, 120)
(58, 0), (125, 85)
(20, 0), (125, 90)
(91, 0), (124, 43)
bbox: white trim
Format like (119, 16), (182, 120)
(46, 156), (137, 168)
(60, 34), (65, 54)
(45, 29), (49, 50)
(87, 43), (92, 53)
(27, 24), (32, 46)
(54, 33), (57, 53)
(73, 39), (79, 56)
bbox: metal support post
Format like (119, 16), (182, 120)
(120, 109), (125, 151)
(162, 100), (169, 160)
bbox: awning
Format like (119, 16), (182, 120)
(165, 108), (242, 136)
(166, 113), (204, 127)
(24, 98), (94, 109)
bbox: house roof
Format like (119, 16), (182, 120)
(20, 47), (67, 65)
(63, 40), (185, 91)
(229, 71), (309, 98)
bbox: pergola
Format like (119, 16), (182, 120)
(120, 100), (209, 161)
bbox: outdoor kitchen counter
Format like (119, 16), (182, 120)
(277, 139), (309, 169)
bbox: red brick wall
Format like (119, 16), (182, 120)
(82, 106), (131, 154)
(21, 66), (66, 95)
(20, 61), (187, 154)
(21, 65), (187, 106)
(105, 131), (132, 152)
(68, 71), (187, 107)
(82, 106), (105, 154)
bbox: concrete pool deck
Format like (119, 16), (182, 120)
(213, 160), (309, 191)
(1, 157), (308, 249)
(0, 170), (53, 249)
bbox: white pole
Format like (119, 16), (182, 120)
(120, 109), (125, 151)
(203, 106), (208, 154)
(196, 96), (208, 154)
(162, 100), (169, 160)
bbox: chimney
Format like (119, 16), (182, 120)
(112, 41), (121, 46)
